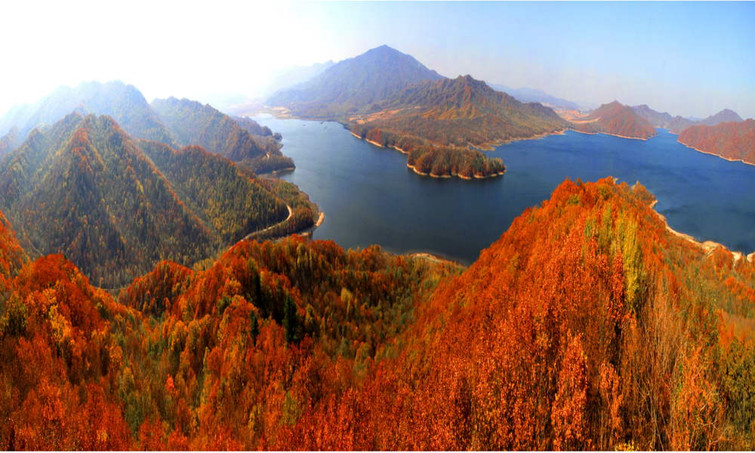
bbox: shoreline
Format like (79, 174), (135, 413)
(352, 130), (507, 180)
(258, 166), (296, 177)
(471, 128), (570, 151)
(649, 200), (750, 264)
(409, 252), (463, 267)
(406, 163), (504, 180)
(676, 140), (755, 167)
(569, 128), (653, 141)
(365, 138), (384, 148)
(314, 211), (325, 228)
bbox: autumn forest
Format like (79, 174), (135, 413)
(1, 2), (754, 450)
(1, 178), (754, 449)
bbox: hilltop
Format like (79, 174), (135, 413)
(632, 104), (744, 134)
(268, 45), (443, 118)
(0, 177), (752, 449)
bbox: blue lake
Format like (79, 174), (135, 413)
(255, 115), (755, 264)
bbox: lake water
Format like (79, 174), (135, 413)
(255, 115), (755, 264)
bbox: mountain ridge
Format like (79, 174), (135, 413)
(350, 74), (568, 178)
(0, 113), (296, 287)
(0, 177), (752, 449)
(151, 97), (293, 173)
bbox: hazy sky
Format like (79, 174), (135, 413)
(2, 1), (754, 118)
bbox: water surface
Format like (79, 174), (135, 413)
(256, 115), (755, 264)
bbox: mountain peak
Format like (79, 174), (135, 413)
(701, 108), (742, 126)
(268, 45), (443, 118)
(368, 44), (398, 53)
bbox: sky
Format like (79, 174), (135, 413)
(1, 0), (754, 118)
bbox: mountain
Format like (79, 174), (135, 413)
(678, 119), (755, 165)
(492, 84), (582, 111)
(0, 113), (293, 287)
(632, 105), (744, 135)
(700, 108), (743, 126)
(0, 82), (294, 173)
(267, 44), (443, 118)
(571, 101), (657, 139)
(631, 104), (695, 133)
(151, 97), (293, 173)
(261, 60), (335, 97)
(1, 177), (752, 449)
(0, 81), (175, 147)
(0, 128), (17, 160)
(350, 75), (568, 178)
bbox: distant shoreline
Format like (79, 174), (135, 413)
(676, 141), (755, 167)
(568, 128), (652, 141)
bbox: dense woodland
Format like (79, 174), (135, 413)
(350, 124), (505, 179)
(0, 114), (316, 289)
(0, 178), (752, 450)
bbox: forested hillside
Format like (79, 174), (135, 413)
(0, 178), (752, 449)
(151, 98), (294, 173)
(678, 119), (755, 165)
(350, 75), (567, 179)
(0, 113), (300, 288)
(571, 101), (657, 139)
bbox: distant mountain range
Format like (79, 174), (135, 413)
(0, 81), (175, 146)
(630, 104), (695, 134)
(678, 119), (755, 165)
(0, 81), (293, 173)
(491, 84), (583, 111)
(268, 44), (750, 170)
(632, 104), (743, 134)
(269, 46), (569, 179)
(0, 113), (303, 287)
(268, 45), (443, 118)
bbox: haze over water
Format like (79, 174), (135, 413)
(256, 115), (755, 264)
